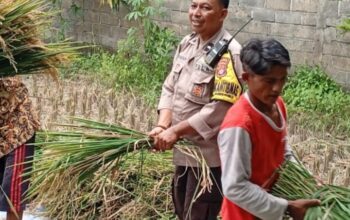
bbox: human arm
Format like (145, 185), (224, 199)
(154, 119), (197, 151)
(148, 37), (184, 149)
(187, 100), (232, 141)
(228, 38), (243, 83)
(152, 99), (231, 150)
(148, 108), (175, 150)
(148, 109), (172, 137)
(284, 142), (298, 162)
(148, 81), (176, 150)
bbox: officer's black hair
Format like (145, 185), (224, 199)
(240, 38), (291, 76)
(219, 0), (230, 8)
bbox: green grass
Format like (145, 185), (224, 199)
(59, 23), (179, 106)
(283, 66), (350, 135)
(60, 48), (170, 106)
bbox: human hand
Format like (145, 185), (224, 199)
(287, 199), (321, 220)
(148, 126), (166, 152)
(154, 127), (179, 151)
(148, 126), (165, 138)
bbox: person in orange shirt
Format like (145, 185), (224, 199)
(219, 38), (320, 220)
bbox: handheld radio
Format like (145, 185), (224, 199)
(205, 17), (253, 68)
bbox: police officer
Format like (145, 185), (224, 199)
(149, 0), (242, 219)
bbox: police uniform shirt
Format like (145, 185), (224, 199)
(158, 28), (243, 167)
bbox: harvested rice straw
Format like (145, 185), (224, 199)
(25, 118), (214, 219)
(272, 160), (350, 220)
(175, 144), (214, 197)
(0, 0), (82, 77)
(0, 186), (19, 219)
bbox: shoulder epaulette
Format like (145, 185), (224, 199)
(178, 32), (197, 52)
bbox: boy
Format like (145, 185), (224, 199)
(218, 38), (320, 220)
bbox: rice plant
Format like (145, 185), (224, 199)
(0, 0), (80, 77)
(272, 161), (350, 220)
(26, 118), (211, 219)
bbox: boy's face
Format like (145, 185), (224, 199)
(243, 65), (288, 109)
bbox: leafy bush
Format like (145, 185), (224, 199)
(59, 0), (179, 105)
(61, 40), (177, 105)
(284, 66), (350, 113)
(283, 66), (350, 134)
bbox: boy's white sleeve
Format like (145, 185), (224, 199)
(284, 140), (297, 162)
(218, 127), (288, 220)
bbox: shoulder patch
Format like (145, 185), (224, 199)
(212, 52), (242, 104)
(215, 56), (230, 77)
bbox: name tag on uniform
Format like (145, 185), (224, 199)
(178, 55), (187, 61)
(195, 62), (213, 74)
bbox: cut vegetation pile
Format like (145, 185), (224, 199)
(0, 0), (78, 77)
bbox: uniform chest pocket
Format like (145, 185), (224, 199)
(184, 69), (214, 105)
(171, 61), (186, 83)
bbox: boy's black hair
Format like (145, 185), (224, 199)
(219, 0), (230, 8)
(240, 38), (291, 75)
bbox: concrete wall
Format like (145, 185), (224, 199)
(61, 0), (350, 88)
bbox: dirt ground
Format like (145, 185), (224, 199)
(23, 75), (350, 186)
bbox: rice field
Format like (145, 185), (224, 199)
(2, 0), (347, 218)
(21, 74), (349, 219)
(23, 75), (349, 185)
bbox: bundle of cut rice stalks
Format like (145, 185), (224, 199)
(26, 118), (212, 219)
(272, 161), (350, 220)
(0, 0), (80, 78)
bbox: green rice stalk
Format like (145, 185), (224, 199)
(0, 0), (84, 77)
(25, 117), (211, 219)
(272, 160), (350, 220)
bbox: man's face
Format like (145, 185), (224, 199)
(244, 65), (288, 109)
(189, 0), (227, 40)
